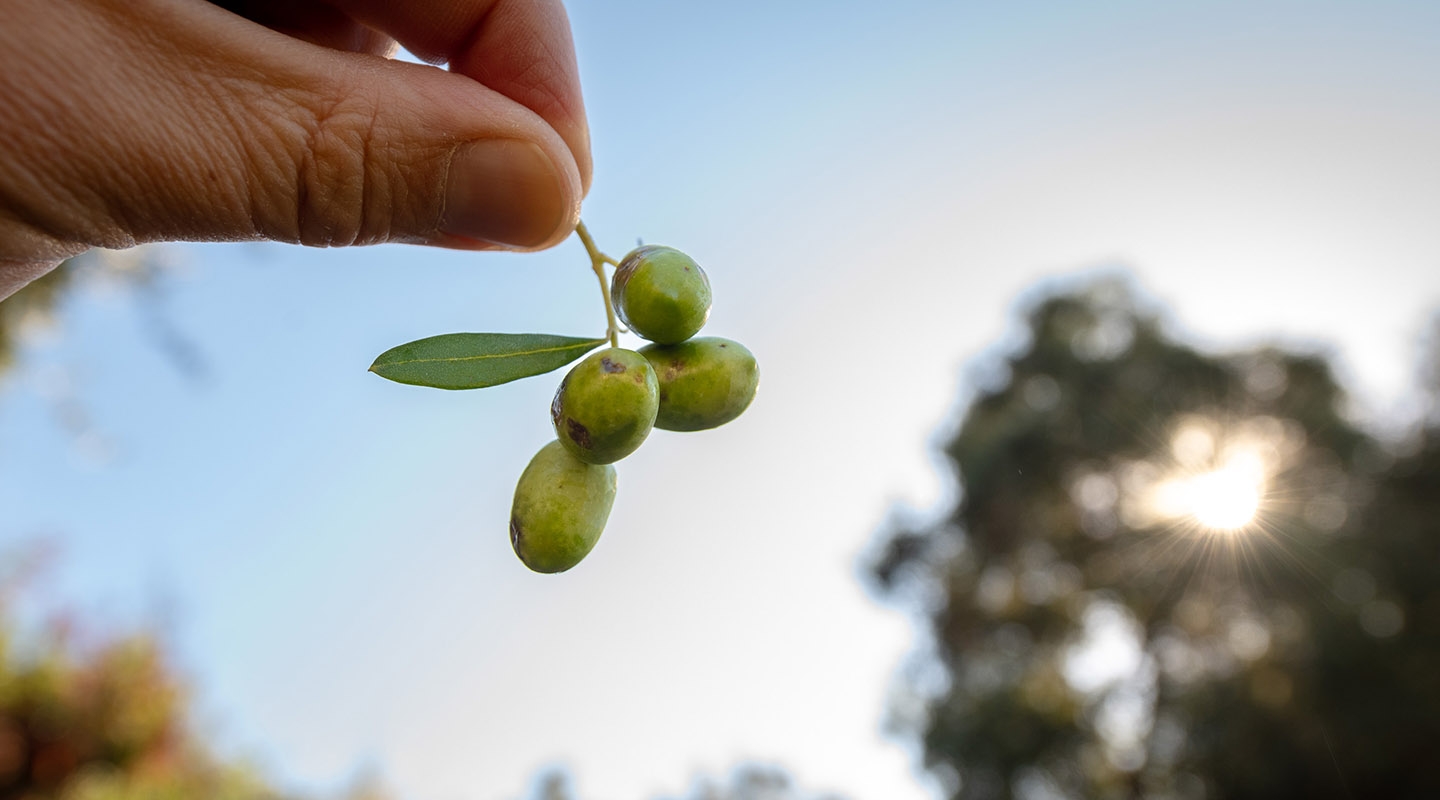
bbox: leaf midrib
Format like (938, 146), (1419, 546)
(374, 340), (603, 369)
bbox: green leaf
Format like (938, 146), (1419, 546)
(369, 333), (607, 390)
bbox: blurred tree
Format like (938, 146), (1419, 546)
(0, 578), (386, 800)
(525, 764), (846, 800)
(0, 570), (831, 800)
(0, 248), (201, 386)
(651, 765), (847, 800)
(868, 278), (1440, 799)
(0, 265), (75, 380)
(0, 248), (202, 460)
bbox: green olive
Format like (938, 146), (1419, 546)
(551, 347), (659, 464)
(640, 337), (759, 432)
(510, 440), (617, 573)
(611, 245), (712, 344)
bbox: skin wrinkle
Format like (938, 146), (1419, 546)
(195, 51), (442, 246)
(512, 36), (582, 132)
(183, 68), (285, 241)
(0, 2), (117, 250)
(123, 70), (262, 241)
(515, 23), (572, 114)
(296, 92), (352, 246)
(293, 84), (451, 247)
(131, 3), (374, 245)
(101, 54), (185, 245)
(163, 12), (308, 243)
(367, 104), (452, 245)
(476, 3), (565, 94)
(132, 18), (288, 244)
(0, 117), (73, 256)
(358, 97), (379, 246)
(181, 39), (316, 242)
(0, 0), (590, 296)
(432, 141), (460, 246)
(483, 40), (571, 126)
(200, 72), (341, 245)
(450, 0), (502, 71)
(294, 107), (316, 245)
(370, 100), (450, 245)
(114, 68), (212, 243)
(306, 93), (382, 247)
(50, 1), (251, 245)
(362, 56), (464, 245)
(266, 95), (327, 245)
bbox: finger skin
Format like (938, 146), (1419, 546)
(0, 0), (590, 297)
(325, 0), (592, 191)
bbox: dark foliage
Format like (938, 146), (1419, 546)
(869, 279), (1440, 799)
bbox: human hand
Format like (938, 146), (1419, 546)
(0, 0), (591, 298)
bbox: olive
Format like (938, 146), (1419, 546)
(509, 440), (617, 573)
(551, 347), (659, 464)
(611, 245), (712, 344)
(640, 337), (759, 432)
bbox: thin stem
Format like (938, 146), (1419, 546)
(590, 260), (620, 349)
(576, 220), (621, 348)
(574, 218), (604, 263)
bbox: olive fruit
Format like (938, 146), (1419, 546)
(612, 245), (712, 344)
(551, 347), (659, 464)
(640, 337), (759, 432)
(509, 440), (617, 573)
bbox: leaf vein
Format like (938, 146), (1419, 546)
(376, 340), (602, 369)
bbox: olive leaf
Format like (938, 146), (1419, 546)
(370, 333), (607, 390)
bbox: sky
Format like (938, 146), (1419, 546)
(4, 1), (1440, 799)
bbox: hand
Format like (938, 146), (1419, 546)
(0, 0), (591, 298)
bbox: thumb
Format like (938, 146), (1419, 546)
(3, 0), (584, 260)
(228, 50), (584, 251)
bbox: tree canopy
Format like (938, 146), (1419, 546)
(868, 279), (1440, 799)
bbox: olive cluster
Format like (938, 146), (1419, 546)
(509, 246), (760, 573)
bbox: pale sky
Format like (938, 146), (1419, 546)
(3, 2), (1440, 799)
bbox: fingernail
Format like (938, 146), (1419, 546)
(443, 140), (567, 248)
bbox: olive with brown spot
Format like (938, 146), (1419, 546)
(611, 245), (712, 344)
(640, 337), (759, 432)
(509, 440), (617, 573)
(551, 347), (659, 464)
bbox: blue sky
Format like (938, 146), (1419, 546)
(4, 1), (1440, 798)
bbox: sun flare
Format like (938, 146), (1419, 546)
(1184, 452), (1265, 531)
(1146, 424), (1271, 534)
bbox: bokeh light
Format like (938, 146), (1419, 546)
(1152, 442), (1267, 532)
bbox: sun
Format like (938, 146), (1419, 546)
(1145, 422), (1271, 534)
(1184, 451), (1265, 531)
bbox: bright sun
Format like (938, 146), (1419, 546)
(1149, 428), (1269, 533)
(1184, 452), (1265, 531)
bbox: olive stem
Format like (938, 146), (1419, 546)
(575, 220), (622, 349)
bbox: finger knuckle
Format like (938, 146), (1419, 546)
(276, 85), (437, 247)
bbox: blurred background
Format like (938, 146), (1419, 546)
(3, 1), (1440, 798)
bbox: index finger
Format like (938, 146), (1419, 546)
(328, 0), (592, 192)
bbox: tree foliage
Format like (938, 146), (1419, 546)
(527, 765), (847, 800)
(0, 266), (74, 381)
(0, 578), (387, 800)
(869, 279), (1440, 799)
(0, 250), (189, 387)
